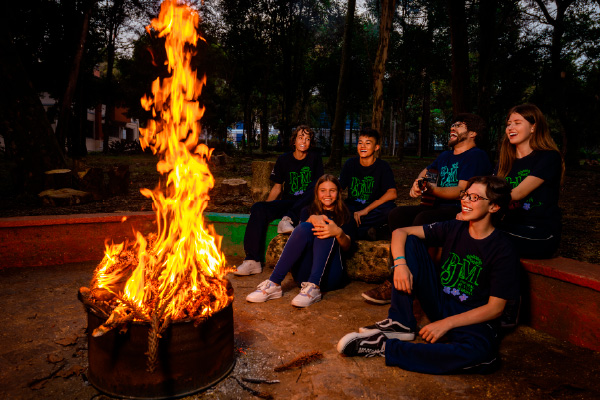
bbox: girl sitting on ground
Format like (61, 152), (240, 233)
(246, 174), (355, 308)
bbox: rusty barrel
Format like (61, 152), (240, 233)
(87, 302), (234, 399)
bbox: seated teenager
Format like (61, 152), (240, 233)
(246, 175), (355, 307)
(339, 128), (397, 240)
(234, 125), (323, 276)
(337, 176), (519, 375)
(496, 103), (563, 259)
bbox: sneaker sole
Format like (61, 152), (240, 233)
(361, 293), (391, 304)
(246, 291), (283, 303)
(357, 328), (415, 341)
(277, 228), (294, 234)
(291, 295), (322, 308)
(336, 331), (380, 354)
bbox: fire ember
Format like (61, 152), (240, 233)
(78, 0), (234, 397)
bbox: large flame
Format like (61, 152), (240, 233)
(89, 0), (231, 326)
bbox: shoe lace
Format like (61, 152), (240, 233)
(299, 282), (315, 294)
(257, 280), (273, 290)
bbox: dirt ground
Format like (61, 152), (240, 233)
(1, 258), (599, 400)
(1, 151), (599, 264)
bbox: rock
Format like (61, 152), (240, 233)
(251, 161), (276, 202)
(265, 233), (391, 283)
(220, 178), (249, 196)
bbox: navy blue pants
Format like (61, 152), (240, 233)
(347, 201), (395, 240)
(384, 236), (500, 374)
(244, 199), (300, 262)
(268, 222), (345, 291)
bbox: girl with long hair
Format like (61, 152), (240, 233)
(246, 174), (354, 307)
(497, 103), (564, 258)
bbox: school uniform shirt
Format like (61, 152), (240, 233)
(501, 150), (562, 232)
(423, 220), (520, 310)
(428, 148), (492, 207)
(339, 157), (396, 211)
(270, 150), (324, 202)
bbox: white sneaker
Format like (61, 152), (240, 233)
(277, 216), (295, 234)
(291, 282), (322, 307)
(246, 280), (283, 303)
(233, 260), (262, 276)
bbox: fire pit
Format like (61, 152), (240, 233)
(78, 1), (236, 397)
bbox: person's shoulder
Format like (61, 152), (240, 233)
(533, 149), (561, 161)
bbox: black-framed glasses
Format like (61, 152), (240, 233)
(451, 122), (465, 128)
(459, 190), (489, 202)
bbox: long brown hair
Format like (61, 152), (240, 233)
(497, 104), (564, 182)
(308, 174), (350, 226)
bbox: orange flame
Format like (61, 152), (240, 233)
(91, 0), (231, 323)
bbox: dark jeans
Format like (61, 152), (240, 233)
(384, 235), (500, 374)
(499, 222), (561, 259)
(268, 222), (345, 291)
(348, 201), (396, 240)
(244, 199), (296, 261)
(388, 204), (460, 232)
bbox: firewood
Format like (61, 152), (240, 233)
(274, 350), (324, 372)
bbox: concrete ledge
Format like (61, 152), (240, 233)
(521, 258), (600, 352)
(0, 212), (278, 269)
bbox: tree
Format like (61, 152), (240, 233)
(328, 0), (357, 168)
(446, 0), (470, 115)
(371, 0), (397, 133)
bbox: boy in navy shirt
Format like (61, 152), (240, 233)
(339, 128), (397, 240)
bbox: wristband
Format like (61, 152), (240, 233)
(390, 263), (407, 270)
(393, 256), (406, 261)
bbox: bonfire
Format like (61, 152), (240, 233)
(79, 0), (232, 372)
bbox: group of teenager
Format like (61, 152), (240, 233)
(232, 103), (564, 374)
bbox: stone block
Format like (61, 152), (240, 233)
(265, 233), (391, 283)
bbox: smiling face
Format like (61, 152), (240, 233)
(294, 130), (311, 153)
(448, 122), (469, 148)
(357, 135), (379, 159)
(317, 180), (338, 210)
(506, 112), (534, 148)
(460, 182), (495, 222)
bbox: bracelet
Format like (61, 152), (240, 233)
(393, 256), (406, 261)
(390, 263), (407, 270)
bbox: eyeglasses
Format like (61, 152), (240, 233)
(451, 122), (465, 129)
(459, 190), (489, 202)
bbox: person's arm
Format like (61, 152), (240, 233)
(409, 168), (428, 198)
(419, 296), (507, 343)
(266, 183), (283, 202)
(427, 179), (468, 200)
(510, 175), (544, 201)
(312, 215), (351, 251)
(353, 188), (397, 225)
(390, 226), (426, 293)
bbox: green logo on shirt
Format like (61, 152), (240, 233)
(288, 166), (312, 195)
(350, 176), (375, 204)
(439, 162), (459, 187)
(440, 253), (483, 300)
(505, 169), (530, 189)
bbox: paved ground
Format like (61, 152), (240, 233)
(1, 257), (599, 400)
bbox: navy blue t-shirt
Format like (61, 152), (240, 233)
(499, 150), (562, 231)
(428, 148), (492, 207)
(423, 220), (520, 310)
(270, 150), (324, 202)
(339, 157), (396, 211)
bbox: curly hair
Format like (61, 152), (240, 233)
(290, 125), (315, 149)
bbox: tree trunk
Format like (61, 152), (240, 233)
(327, 0), (356, 169)
(55, 0), (93, 153)
(371, 0), (397, 133)
(259, 91), (269, 153)
(396, 85), (407, 161)
(447, 0), (470, 115)
(419, 67), (431, 157)
(103, 0), (124, 153)
(0, 24), (67, 194)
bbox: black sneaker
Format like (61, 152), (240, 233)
(337, 332), (386, 357)
(359, 318), (415, 341)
